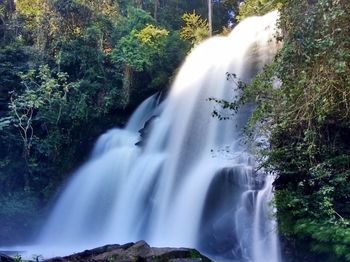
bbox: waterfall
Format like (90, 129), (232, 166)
(33, 11), (281, 261)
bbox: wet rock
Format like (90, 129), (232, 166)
(135, 115), (158, 147)
(44, 241), (211, 262)
(0, 253), (14, 262)
(198, 165), (265, 260)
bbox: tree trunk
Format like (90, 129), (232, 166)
(0, 0), (15, 40)
(5, 0), (15, 17)
(134, 0), (142, 8)
(154, 0), (159, 22)
(0, 16), (4, 41)
(208, 0), (212, 36)
(122, 65), (133, 107)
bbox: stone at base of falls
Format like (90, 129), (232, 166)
(44, 241), (212, 262)
(0, 253), (14, 262)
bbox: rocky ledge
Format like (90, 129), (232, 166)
(0, 252), (15, 262)
(34, 241), (211, 262)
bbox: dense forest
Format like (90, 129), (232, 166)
(241, 1), (350, 261)
(0, 0), (349, 261)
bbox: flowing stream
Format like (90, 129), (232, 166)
(30, 11), (281, 261)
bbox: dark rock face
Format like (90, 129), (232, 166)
(135, 115), (158, 147)
(0, 253), (14, 262)
(197, 166), (265, 260)
(44, 241), (211, 262)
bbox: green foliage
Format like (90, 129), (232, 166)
(0, 191), (40, 245)
(107, 256), (117, 262)
(237, 0), (282, 21)
(6, 65), (74, 158)
(13, 254), (23, 262)
(0, 116), (11, 130)
(137, 24), (169, 49)
(112, 7), (154, 39)
(113, 24), (168, 71)
(189, 249), (202, 259)
(111, 19), (169, 106)
(208, 72), (248, 120)
(16, 0), (45, 17)
(220, 0), (350, 261)
(0, 44), (29, 111)
(180, 11), (209, 47)
(211, 0), (350, 260)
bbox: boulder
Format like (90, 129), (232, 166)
(135, 115), (158, 147)
(44, 241), (211, 262)
(0, 253), (14, 262)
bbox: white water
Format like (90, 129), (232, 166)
(18, 11), (281, 261)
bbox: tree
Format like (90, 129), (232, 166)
(2, 65), (75, 187)
(180, 11), (209, 47)
(237, 0), (281, 21)
(216, 0), (350, 260)
(208, 0), (212, 36)
(112, 24), (168, 106)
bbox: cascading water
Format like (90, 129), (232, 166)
(31, 11), (281, 261)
